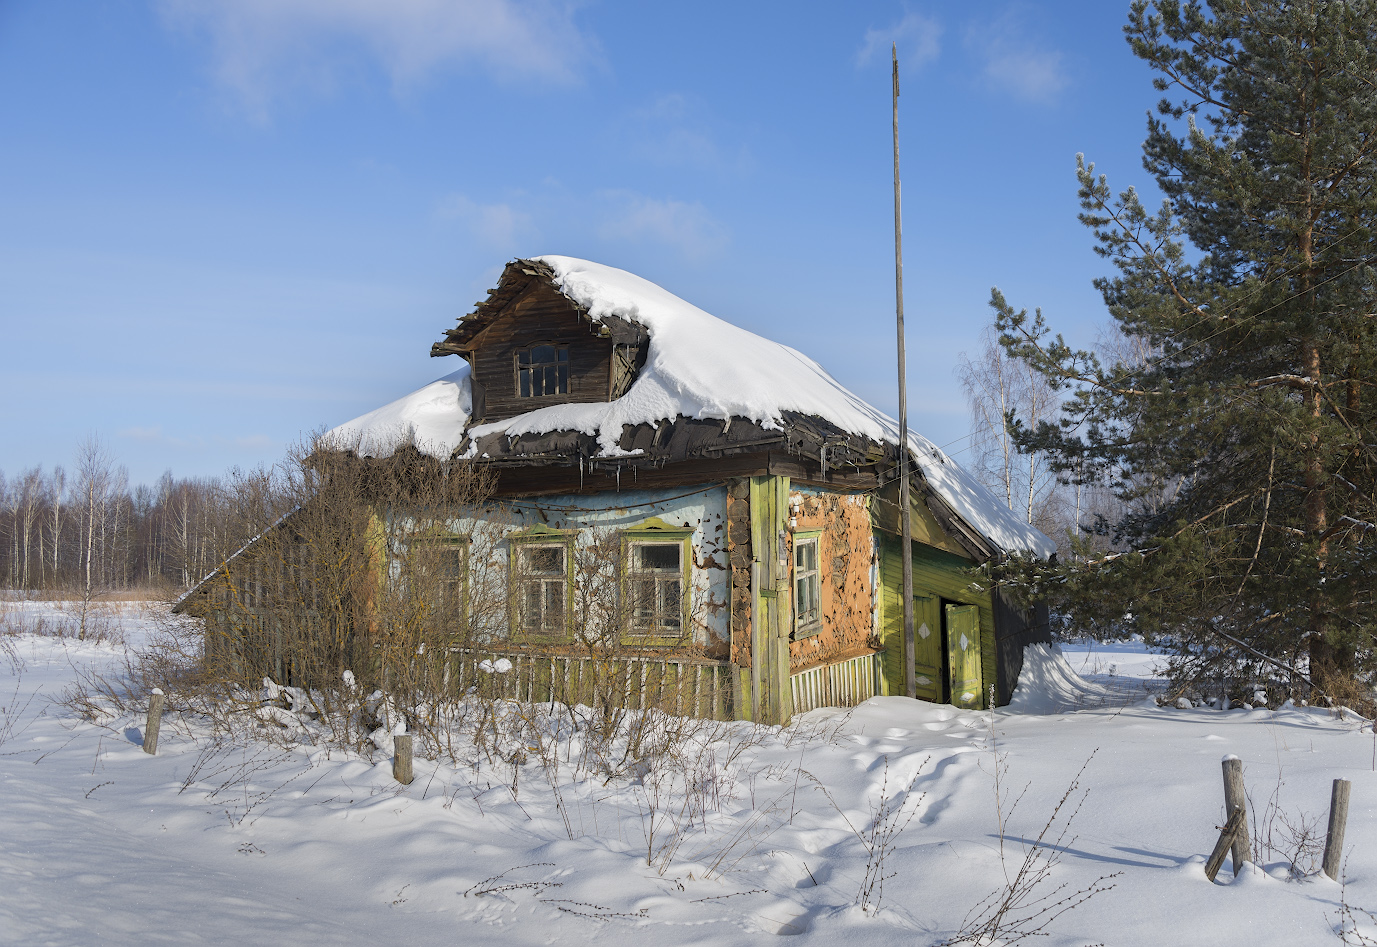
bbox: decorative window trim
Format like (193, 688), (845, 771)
(791, 530), (823, 640)
(514, 342), (571, 398)
(619, 516), (693, 647)
(508, 525), (576, 643)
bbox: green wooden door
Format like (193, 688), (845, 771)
(913, 594), (942, 702)
(945, 603), (982, 708)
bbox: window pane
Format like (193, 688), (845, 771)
(544, 580), (564, 626)
(517, 346), (569, 397)
(633, 579), (656, 623)
(523, 545), (564, 575)
(636, 543), (680, 571)
(440, 547), (464, 579)
(522, 583), (543, 629)
(662, 579), (681, 627)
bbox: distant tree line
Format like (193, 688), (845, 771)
(0, 436), (270, 594)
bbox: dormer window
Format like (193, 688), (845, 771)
(517, 344), (570, 397)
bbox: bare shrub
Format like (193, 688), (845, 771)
(1337, 869), (1377, 946)
(60, 601), (204, 727)
(941, 753), (1119, 947)
(855, 757), (926, 913)
(1249, 761), (1327, 878)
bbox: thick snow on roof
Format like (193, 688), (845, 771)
(324, 257), (1054, 557)
(324, 368), (472, 459)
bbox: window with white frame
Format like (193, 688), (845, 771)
(514, 542), (568, 637)
(627, 541), (683, 636)
(793, 535), (821, 636)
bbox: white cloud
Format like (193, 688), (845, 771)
(966, 15), (1068, 104)
(857, 12), (941, 69)
(436, 194), (537, 251)
(158, 0), (599, 119)
(597, 192), (729, 261)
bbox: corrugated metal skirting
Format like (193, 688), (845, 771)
(789, 651), (883, 715)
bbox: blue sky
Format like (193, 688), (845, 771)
(0, 1), (1164, 486)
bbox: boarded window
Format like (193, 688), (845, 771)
(628, 542), (682, 635)
(517, 345), (570, 397)
(794, 536), (821, 635)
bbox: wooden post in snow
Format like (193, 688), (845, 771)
(1323, 778), (1351, 881)
(1221, 756), (1251, 874)
(892, 44), (916, 701)
(394, 733), (414, 786)
(142, 688), (164, 755)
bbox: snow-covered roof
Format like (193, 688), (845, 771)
(324, 256), (1055, 558)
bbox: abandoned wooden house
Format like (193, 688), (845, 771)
(177, 256), (1055, 724)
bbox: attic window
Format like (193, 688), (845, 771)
(517, 344), (570, 397)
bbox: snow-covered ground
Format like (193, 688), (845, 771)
(3, 602), (1374, 945)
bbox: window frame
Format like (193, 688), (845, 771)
(514, 342), (571, 399)
(508, 525), (576, 643)
(418, 535), (470, 638)
(619, 517), (694, 647)
(791, 530), (823, 640)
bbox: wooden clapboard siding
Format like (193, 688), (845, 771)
(466, 283), (613, 424)
(877, 533), (996, 709)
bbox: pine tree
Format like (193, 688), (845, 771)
(995, 0), (1377, 707)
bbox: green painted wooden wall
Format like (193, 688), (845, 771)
(876, 533), (996, 709)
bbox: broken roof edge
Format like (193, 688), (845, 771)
(431, 258), (565, 357)
(171, 507), (300, 614)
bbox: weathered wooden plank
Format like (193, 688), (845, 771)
(1205, 807), (1245, 882)
(393, 733), (414, 785)
(1222, 757), (1252, 874)
(143, 689), (164, 755)
(1324, 778), (1352, 881)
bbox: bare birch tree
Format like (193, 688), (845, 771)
(74, 436), (114, 637)
(957, 325), (1064, 539)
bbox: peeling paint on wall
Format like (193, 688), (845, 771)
(453, 484), (730, 648)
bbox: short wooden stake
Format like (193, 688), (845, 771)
(393, 733), (414, 786)
(142, 688), (164, 755)
(1323, 778), (1352, 881)
(1205, 807), (1246, 882)
(1222, 756), (1252, 874)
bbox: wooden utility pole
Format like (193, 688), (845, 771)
(892, 44), (916, 700)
